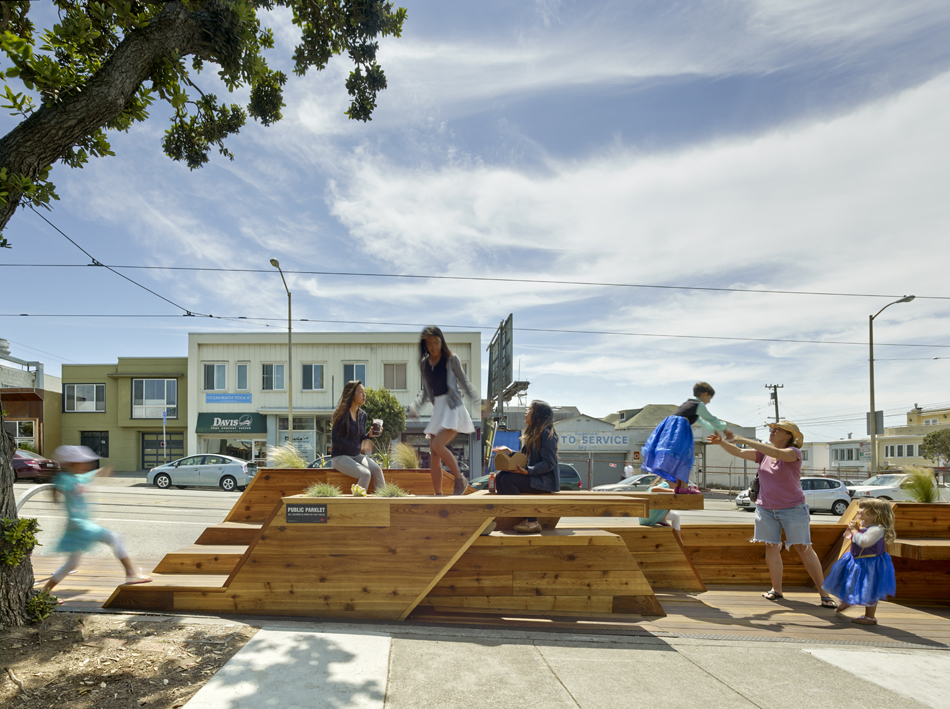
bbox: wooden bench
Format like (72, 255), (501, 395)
(105, 494), (661, 620)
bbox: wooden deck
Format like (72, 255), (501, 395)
(32, 555), (950, 647)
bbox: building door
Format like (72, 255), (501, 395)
(142, 432), (184, 470)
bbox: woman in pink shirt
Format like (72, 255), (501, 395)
(709, 421), (835, 608)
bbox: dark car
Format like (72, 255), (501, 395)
(471, 464), (583, 491)
(12, 449), (60, 482)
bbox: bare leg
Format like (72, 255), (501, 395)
(790, 543), (828, 600)
(764, 542), (784, 595)
(865, 603), (877, 620)
(429, 428), (460, 494)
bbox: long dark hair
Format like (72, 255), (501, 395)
(331, 381), (363, 437)
(419, 326), (453, 362)
(522, 400), (555, 452)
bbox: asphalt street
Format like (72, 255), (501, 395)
(14, 478), (844, 561)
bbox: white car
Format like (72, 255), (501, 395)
(735, 476), (853, 516)
(849, 473), (949, 502)
(147, 454), (257, 492)
(593, 473), (661, 492)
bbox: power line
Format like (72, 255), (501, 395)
(4, 312), (950, 349)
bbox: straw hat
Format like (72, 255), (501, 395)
(767, 421), (803, 448)
(54, 445), (99, 463)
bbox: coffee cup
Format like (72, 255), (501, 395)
(372, 419), (383, 436)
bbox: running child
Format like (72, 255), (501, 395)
(640, 382), (732, 494)
(39, 446), (151, 598)
(823, 498), (897, 625)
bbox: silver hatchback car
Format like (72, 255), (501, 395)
(147, 454), (257, 492)
(735, 476), (852, 516)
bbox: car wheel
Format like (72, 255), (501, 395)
(877, 496), (892, 501)
(220, 475), (237, 492)
(831, 500), (849, 516)
(154, 473), (171, 489)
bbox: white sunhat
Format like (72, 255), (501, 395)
(54, 445), (100, 464)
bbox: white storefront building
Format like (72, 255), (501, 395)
(186, 331), (481, 471)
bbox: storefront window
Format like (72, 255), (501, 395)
(3, 420), (36, 450)
(202, 438), (261, 461)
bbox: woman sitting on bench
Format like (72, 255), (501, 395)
(494, 400), (560, 533)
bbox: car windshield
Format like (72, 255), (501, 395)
(861, 475), (902, 486)
(14, 450), (43, 459)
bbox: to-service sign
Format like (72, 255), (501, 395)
(559, 433), (629, 451)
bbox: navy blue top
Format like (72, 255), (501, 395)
(520, 426), (560, 493)
(674, 399), (699, 424)
(331, 409), (369, 457)
(424, 356), (449, 397)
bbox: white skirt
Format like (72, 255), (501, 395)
(424, 394), (475, 437)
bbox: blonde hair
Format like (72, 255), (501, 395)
(857, 498), (896, 542)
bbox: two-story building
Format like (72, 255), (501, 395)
(187, 331), (482, 472)
(1, 339), (62, 456)
(60, 357), (188, 471)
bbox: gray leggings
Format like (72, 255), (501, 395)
(331, 454), (386, 490)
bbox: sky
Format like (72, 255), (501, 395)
(2, 0), (949, 443)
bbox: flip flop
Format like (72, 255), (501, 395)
(852, 615), (878, 625)
(762, 590), (784, 601)
(820, 597), (837, 609)
(124, 576), (153, 585)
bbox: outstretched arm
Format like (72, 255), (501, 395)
(707, 434), (757, 461)
(727, 434), (798, 463)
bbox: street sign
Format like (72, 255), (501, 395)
(866, 410), (883, 435)
(487, 314), (513, 401)
(163, 409), (167, 424)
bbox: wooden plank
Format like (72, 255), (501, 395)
(891, 503), (950, 538)
(601, 526), (706, 592)
(279, 496), (392, 527)
(428, 570), (514, 597)
(451, 545), (640, 572)
(417, 595), (616, 613)
(888, 539), (950, 561)
(474, 529), (623, 546)
(152, 545), (248, 575)
(513, 569), (652, 596)
(195, 522), (263, 545)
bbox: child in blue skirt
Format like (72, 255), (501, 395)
(640, 382), (732, 494)
(824, 498), (897, 625)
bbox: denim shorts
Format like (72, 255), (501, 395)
(753, 503), (812, 547)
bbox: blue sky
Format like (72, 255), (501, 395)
(2, 0), (949, 442)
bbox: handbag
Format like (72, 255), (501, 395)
(749, 474), (760, 501)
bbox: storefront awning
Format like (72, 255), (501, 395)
(195, 412), (267, 435)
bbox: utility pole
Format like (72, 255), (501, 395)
(765, 384), (784, 423)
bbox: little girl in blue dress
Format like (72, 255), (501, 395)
(640, 382), (732, 494)
(824, 498), (897, 625)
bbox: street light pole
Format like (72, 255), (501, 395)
(270, 259), (292, 445)
(869, 295), (915, 474)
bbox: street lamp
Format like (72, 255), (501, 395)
(270, 258), (292, 446)
(869, 295), (915, 473)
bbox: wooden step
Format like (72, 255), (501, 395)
(474, 528), (622, 546)
(887, 538), (950, 561)
(152, 544), (249, 575)
(103, 573), (230, 612)
(195, 522), (263, 545)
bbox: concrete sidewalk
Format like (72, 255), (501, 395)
(183, 621), (950, 709)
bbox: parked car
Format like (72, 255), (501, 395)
(469, 474), (491, 490)
(849, 473), (949, 502)
(735, 476), (853, 516)
(308, 455), (333, 469)
(12, 449), (61, 482)
(147, 455), (257, 492)
(592, 473), (660, 493)
(470, 464), (583, 491)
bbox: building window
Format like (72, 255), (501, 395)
(343, 363), (366, 385)
(897, 445), (904, 458)
(846, 448), (853, 461)
(302, 364), (325, 391)
(383, 363), (407, 390)
(132, 379), (177, 419)
(80, 431), (109, 458)
(236, 362), (249, 391)
(924, 418), (938, 425)
(885, 445), (894, 458)
(905, 444), (914, 457)
(65, 383), (106, 412)
(2, 420), (35, 449)
(203, 363), (226, 391)
(262, 363), (285, 391)
(802, 450), (809, 461)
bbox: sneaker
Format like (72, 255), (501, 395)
(453, 474), (469, 495)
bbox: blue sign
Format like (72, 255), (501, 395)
(205, 393), (253, 404)
(163, 409), (167, 423)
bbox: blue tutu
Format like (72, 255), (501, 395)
(641, 415), (694, 484)
(823, 553), (896, 606)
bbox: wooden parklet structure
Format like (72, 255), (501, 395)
(104, 470), (950, 619)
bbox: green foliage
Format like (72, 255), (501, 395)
(903, 467), (939, 503)
(303, 481), (341, 497)
(350, 483), (367, 496)
(371, 440), (396, 469)
(16, 441), (38, 453)
(373, 482), (409, 497)
(920, 429), (950, 466)
(0, 0), (407, 245)
(267, 442), (306, 468)
(393, 442), (419, 469)
(26, 590), (59, 624)
(362, 386), (406, 451)
(1, 516), (41, 566)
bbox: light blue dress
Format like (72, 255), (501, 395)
(638, 481), (671, 525)
(53, 469), (110, 553)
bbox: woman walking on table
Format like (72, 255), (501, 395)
(708, 420), (836, 608)
(409, 326), (478, 495)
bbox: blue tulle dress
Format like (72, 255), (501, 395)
(823, 526), (896, 606)
(640, 416), (695, 485)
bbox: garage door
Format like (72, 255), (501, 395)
(142, 432), (184, 470)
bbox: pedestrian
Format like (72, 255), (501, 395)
(330, 380), (386, 491)
(708, 421), (837, 608)
(493, 400), (560, 533)
(409, 326), (478, 495)
(640, 382), (732, 493)
(824, 498), (897, 625)
(40, 446), (151, 599)
(623, 461), (634, 479)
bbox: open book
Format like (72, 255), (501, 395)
(494, 451), (528, 471)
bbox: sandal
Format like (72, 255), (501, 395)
(820, 597), (837, 609)
(762, 590), (784, 601)
(852, 615), (878, 625)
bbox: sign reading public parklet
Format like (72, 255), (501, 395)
(286, 504), (328, 523)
